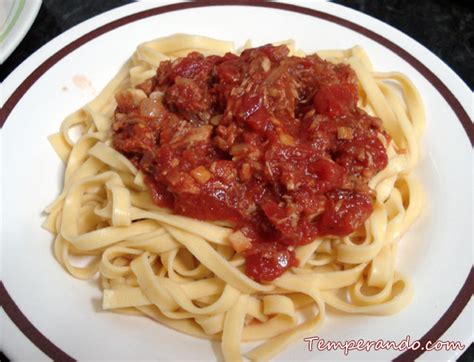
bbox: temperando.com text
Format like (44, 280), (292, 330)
(303, 335), (465, 355)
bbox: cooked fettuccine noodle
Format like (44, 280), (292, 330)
(44, 34), (424, 361)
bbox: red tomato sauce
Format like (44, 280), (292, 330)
(113, 45), (388, 282)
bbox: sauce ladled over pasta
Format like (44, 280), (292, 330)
(45, 34), (425, 362)
(113, 44), (388, 281)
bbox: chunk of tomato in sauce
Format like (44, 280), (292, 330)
(245, 107), (272, 134)
(260, 200), (317, 246)
(317, 189), (372, 236)
(335, 136), (388, 176)
(314, 83), (358, 117)
(245, 243), (298, 282)
(168, 52), (218, 82)
(307, 158), (345, 192)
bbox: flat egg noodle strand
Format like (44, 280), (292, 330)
(44, 34), (425, 362)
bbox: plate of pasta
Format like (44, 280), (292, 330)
(1, 1), (472, 361)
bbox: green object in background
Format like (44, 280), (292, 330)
(0, 0), (26, 43)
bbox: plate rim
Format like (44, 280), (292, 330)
(0, 1), (472, 360)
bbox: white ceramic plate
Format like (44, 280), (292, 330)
(1, 1), (472, 360)
(0, 0), (42, 64)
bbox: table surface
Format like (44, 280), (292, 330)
(0, 0), (472, 361)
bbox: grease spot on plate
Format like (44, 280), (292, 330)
(72, 74), (93, 90)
